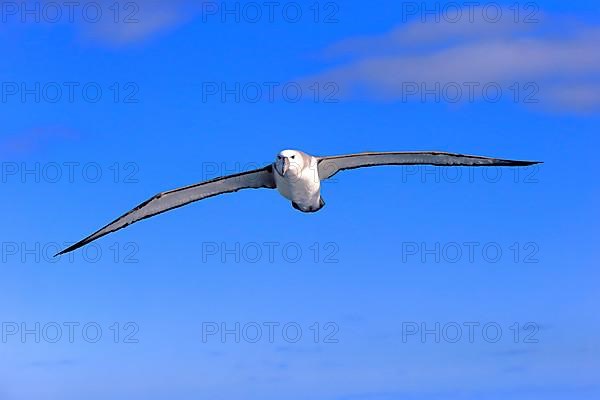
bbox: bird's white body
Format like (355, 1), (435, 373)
(273, 150), (324, 212)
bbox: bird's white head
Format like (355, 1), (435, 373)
(275, 149), (306, 177)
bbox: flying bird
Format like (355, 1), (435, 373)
(56, 150), (541, 256)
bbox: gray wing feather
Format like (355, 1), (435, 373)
(317, 151), (541, 180)
(56, 166), (276, 256)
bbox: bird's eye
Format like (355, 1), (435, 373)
(291, 155), (296, 159)
(277, 156), (282, 159)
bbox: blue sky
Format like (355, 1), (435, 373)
(1, 1), (598, 399)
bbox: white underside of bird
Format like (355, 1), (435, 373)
(55, 149), (541, 256)
(273, 150), (323, 212)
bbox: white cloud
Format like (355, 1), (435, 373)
(83, 0), (204, 45)
(304, 10), (600, 113)
(3, 1), (204, 46)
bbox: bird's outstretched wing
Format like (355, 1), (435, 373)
(317, 151), (541, 180)
(56, 166), (276, 256)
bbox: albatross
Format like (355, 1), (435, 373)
(56, 150), (541, 256)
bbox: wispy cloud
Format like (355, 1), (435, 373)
(83, 0), (204, 46)
(302, 9), (600, 113)
(28, 359), (77, 368)
(0, 126), (78, 157)
(337, 384), (600, 400)
(3, 1), (205, 46)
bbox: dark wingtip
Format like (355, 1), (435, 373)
(54, 248), (70, 258)
(54, 242), (85, 257)
(510, 160), (543, 166)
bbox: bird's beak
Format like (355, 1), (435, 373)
(281, 157), (290, 176)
